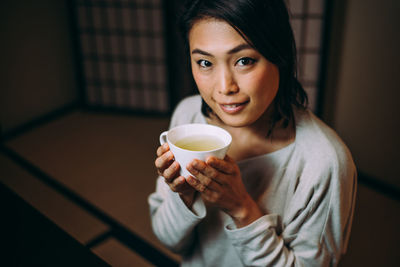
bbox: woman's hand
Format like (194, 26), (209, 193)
(186, 155), (263, 228)
(155, 143), (196, 207)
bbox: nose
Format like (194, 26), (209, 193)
(216, 67), (239, 95)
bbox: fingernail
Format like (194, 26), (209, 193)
(187, 164), (197, 174)
(186, 175), (196, 183)
(174, 161), (179, 169)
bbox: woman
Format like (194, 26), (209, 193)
(149, 0), (357, 266)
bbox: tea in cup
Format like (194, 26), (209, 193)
(159, 124), (232, 177)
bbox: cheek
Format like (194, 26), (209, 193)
(192, 71), (212, 95)
(250, 65), (279, 98)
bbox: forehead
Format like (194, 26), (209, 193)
(188, 18), (248, 52)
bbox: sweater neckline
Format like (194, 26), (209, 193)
(237, 141), (295, 165)
(197, 108), (303, 164)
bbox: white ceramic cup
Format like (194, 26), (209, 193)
(159, 123), (232, 177)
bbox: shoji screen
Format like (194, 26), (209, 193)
(286, 0), (327, 112)
(74, 0), (168, 113)
(73, 0), (327, 113)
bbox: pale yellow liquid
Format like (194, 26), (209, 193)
(174, 135), (225, 151)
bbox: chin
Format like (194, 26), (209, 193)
(219, 115), (254, 128)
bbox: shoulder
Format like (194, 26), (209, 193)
(173, 94), (202, 113)
(169, 95), (205, 128)
(293, 109), (356, 185)
(288, 109), (357, 225)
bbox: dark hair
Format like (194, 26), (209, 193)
(179, 0), (308, 132)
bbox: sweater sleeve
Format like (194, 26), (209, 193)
(148, 177), (206, 253)
(225, 154), (357, 267)
(148, 95), (207, 253)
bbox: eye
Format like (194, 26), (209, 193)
(236, 57), (256, 66)
(197, 59), (212, 68)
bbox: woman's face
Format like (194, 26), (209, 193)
(189, 18), (280, 128)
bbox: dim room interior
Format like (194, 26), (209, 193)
(1, 0), (399, 266)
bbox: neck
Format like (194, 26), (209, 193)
(209, 104), (289, 139)
(207, 107), (295, 160)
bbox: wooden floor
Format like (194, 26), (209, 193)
(1, 110), (399, 266)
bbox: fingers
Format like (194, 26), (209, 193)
(164, 161), (182, 181)
(206, 155), (237, 175)
(168, 175), (186, 192)
(189, 159), (219, 180)
(186, 160), (222, 191)
(155, 144), (181, 181)
(157, 157), (180, 182)
(186, 175), (220, 203)
(156, 143), (169, 157)
(186, 155), (239, 194)
(155, 150), (174, 173)
(186, 175), (208, 193)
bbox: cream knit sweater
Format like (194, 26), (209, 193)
(149, 95), (357, 267)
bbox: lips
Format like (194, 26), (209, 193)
(219, 101), (249, 114)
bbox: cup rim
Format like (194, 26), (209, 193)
(167, 123), (232, 153)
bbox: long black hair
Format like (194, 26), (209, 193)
(179, 0), (308, 132)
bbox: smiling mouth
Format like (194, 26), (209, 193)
(219, 101), (249, 113)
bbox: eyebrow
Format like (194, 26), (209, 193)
(191, 43), (253, 56)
